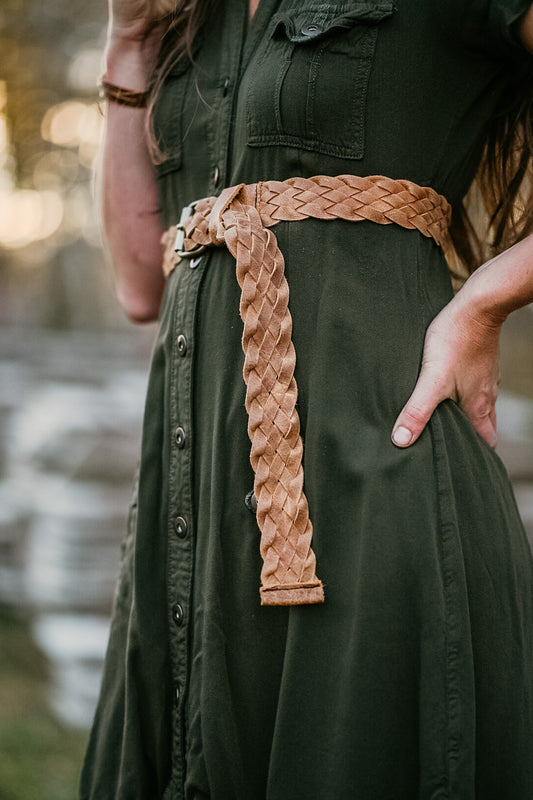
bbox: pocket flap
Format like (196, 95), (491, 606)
(273, 2), (395, 43)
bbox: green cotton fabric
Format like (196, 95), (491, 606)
(80, 1), (533, 798)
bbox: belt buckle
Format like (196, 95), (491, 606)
(174, 200), (207, 258)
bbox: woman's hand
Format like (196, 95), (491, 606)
(391, 288), (503, 449)
(104, 0), (177, 88)
(391, 232), (533, 448)
(108, 0), (176, 42)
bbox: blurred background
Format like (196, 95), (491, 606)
(0, 2), (532, 799)
(0, 2), (154, 797)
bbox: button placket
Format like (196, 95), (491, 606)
(166, 255), (207, 797)
(165, 0), (247, 792)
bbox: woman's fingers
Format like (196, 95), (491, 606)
(390, 274), (504, 451)
(471, 413), (498, 447)
(391, 362), (499, 450)
(460, 389), (498, 447)
(108, 0), (172, 36)
(153, 0), (177, 14)
(391, 366), (449, 448)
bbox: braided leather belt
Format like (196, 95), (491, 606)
(161, 174), (452, 606)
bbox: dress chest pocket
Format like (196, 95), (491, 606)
(151, 61), (192, 176)
(246, 2), (395, 160)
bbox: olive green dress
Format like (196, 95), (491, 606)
(80, 1), (533, 798)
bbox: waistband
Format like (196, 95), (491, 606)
(161, 175), (452, 607)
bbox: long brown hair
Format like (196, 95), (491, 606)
(147, 0), (219, 163)
(451, 58), (533, 278)
(149, 2), (533, 277)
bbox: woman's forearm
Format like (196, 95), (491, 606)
(456, 233), (533, 325)
(100, 36), (166, 323)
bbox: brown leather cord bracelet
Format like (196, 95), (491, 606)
(99, 79), (149, 108)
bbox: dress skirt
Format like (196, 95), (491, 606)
(81, 219), (533, 800)
(80, 0), (533, 796)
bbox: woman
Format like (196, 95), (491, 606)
(81, 1), (533, 797)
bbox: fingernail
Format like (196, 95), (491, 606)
(392, 426), (412, 446)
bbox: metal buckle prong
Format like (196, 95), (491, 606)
(174, 200), (207, 259)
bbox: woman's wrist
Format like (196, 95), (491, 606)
(454, 235), (533, 327)
(452, 268), (510, 333)
(104, 48), (151, 92)
(104, 27), (162, 90)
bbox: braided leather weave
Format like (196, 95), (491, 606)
(161, 175), (452, 606)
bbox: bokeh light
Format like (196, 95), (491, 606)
(0, 188), (63, 249)
(0, 91), (102, 251)
(41, 100), (102, 152)
(68, 47), (104, 93)
(0, 6), (106, 264)
(31, 149), (80, 191)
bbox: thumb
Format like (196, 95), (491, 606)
(391, 368), (448, 448)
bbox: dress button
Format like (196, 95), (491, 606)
(172, 603), (184, 626)
(176, 334), (187, 356)
(213, 166), (220, 186)
(175, 426), (186, 448)
(223, 77), (230, 96)
(175, 683), (181, 703)
(301, 23), (323, 37)
(175, 515), (188, 538)
(245, 490), (258, 513)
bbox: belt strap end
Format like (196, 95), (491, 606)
(260, 582), (325, 606)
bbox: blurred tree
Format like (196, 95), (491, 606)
(1, 0), (104, 182)
(0, 0), (128, 329)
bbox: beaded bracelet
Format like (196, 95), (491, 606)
(99, 79), (149, 108)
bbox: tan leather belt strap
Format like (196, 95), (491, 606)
(161, 175), (452, 607)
